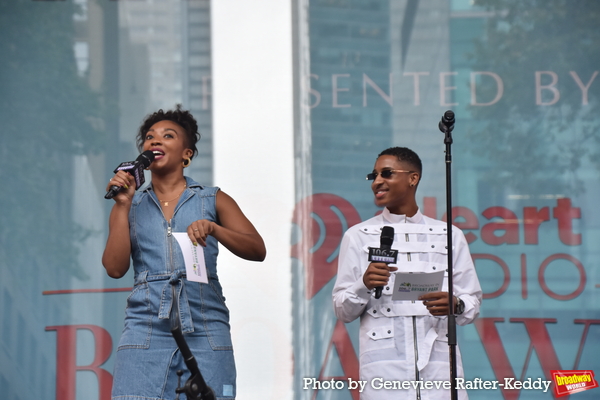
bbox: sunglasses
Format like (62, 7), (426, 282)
(366, 169), (415, 180)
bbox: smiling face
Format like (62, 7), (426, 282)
(371, 155), (420, 215)
(142, 120), (193, 173)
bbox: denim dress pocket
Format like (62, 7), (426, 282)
(117, 281), (152, 350)
(190, 281), (233, 351)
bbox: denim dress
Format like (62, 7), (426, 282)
(111, 177), (236, 400)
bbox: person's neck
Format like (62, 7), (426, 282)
(151, 172), (187, 195)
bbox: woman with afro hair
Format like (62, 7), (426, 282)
(103, 105), (266, 400)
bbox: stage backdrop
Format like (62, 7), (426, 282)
(291, 1), (600, 400)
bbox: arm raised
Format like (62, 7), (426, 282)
(102, 171), (135, 278)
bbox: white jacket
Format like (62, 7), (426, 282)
(332, 208), (482, 400)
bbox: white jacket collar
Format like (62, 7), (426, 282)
(381, 207), (423, 224)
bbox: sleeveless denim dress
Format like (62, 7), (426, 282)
(111, 177), (236, 400)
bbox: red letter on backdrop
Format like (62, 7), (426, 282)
(475, 318), (562, 400)
(46, 325), (113, 400)
(442, 206), (479, 244)
(422, 196), (437, 219)
(291, 194), (362, 299)
(481, 206), (519, 245)
(573, 320), (600, 368)
(553, 198), (582, 245)
(316, 320), (360, 400)
(523, 206), (550, 244)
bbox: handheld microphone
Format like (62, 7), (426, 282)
(368, 226), (397, 299)
(104, 150), (155, 199)
(438, 110), (455, 133)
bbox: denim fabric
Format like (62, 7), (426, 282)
(112, 177), (236, 400)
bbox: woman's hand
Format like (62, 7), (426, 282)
(183, 191), (266, 261)
(106, 170), (136, 205)
(102, 171), (135, 278)
(187, 219), (215, 247)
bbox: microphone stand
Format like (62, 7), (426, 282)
(171, 324), (215, 400)
(439, 110), (458, 400)
(170, 285), (216, 400)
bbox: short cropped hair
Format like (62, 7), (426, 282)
(136, 104), (201, 159)
(378, 147), (422, 177)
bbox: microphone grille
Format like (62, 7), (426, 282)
(138, 150), (156, 168)
(381, 226), (394, 246)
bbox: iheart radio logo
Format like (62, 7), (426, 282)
(550, 370), (598, 397)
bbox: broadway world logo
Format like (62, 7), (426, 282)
(551, 370), (598, 397)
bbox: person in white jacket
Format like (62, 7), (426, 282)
(332, 147), (482, 400)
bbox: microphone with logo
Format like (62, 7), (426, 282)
(368, 226), (398, 299)
(104, 150), (156, 199)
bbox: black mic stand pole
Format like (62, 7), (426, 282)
(170, 285), (216, 400)
(439, 110), (458, 400)
(171, 324), (215, 400)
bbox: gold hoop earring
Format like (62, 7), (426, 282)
(182, 158), (191, 168)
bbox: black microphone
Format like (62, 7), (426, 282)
(375, 226), (395, 299)
(367, 226), (396, 299)
(438, 110), (455, 133)
(104, 150), (155, 199)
